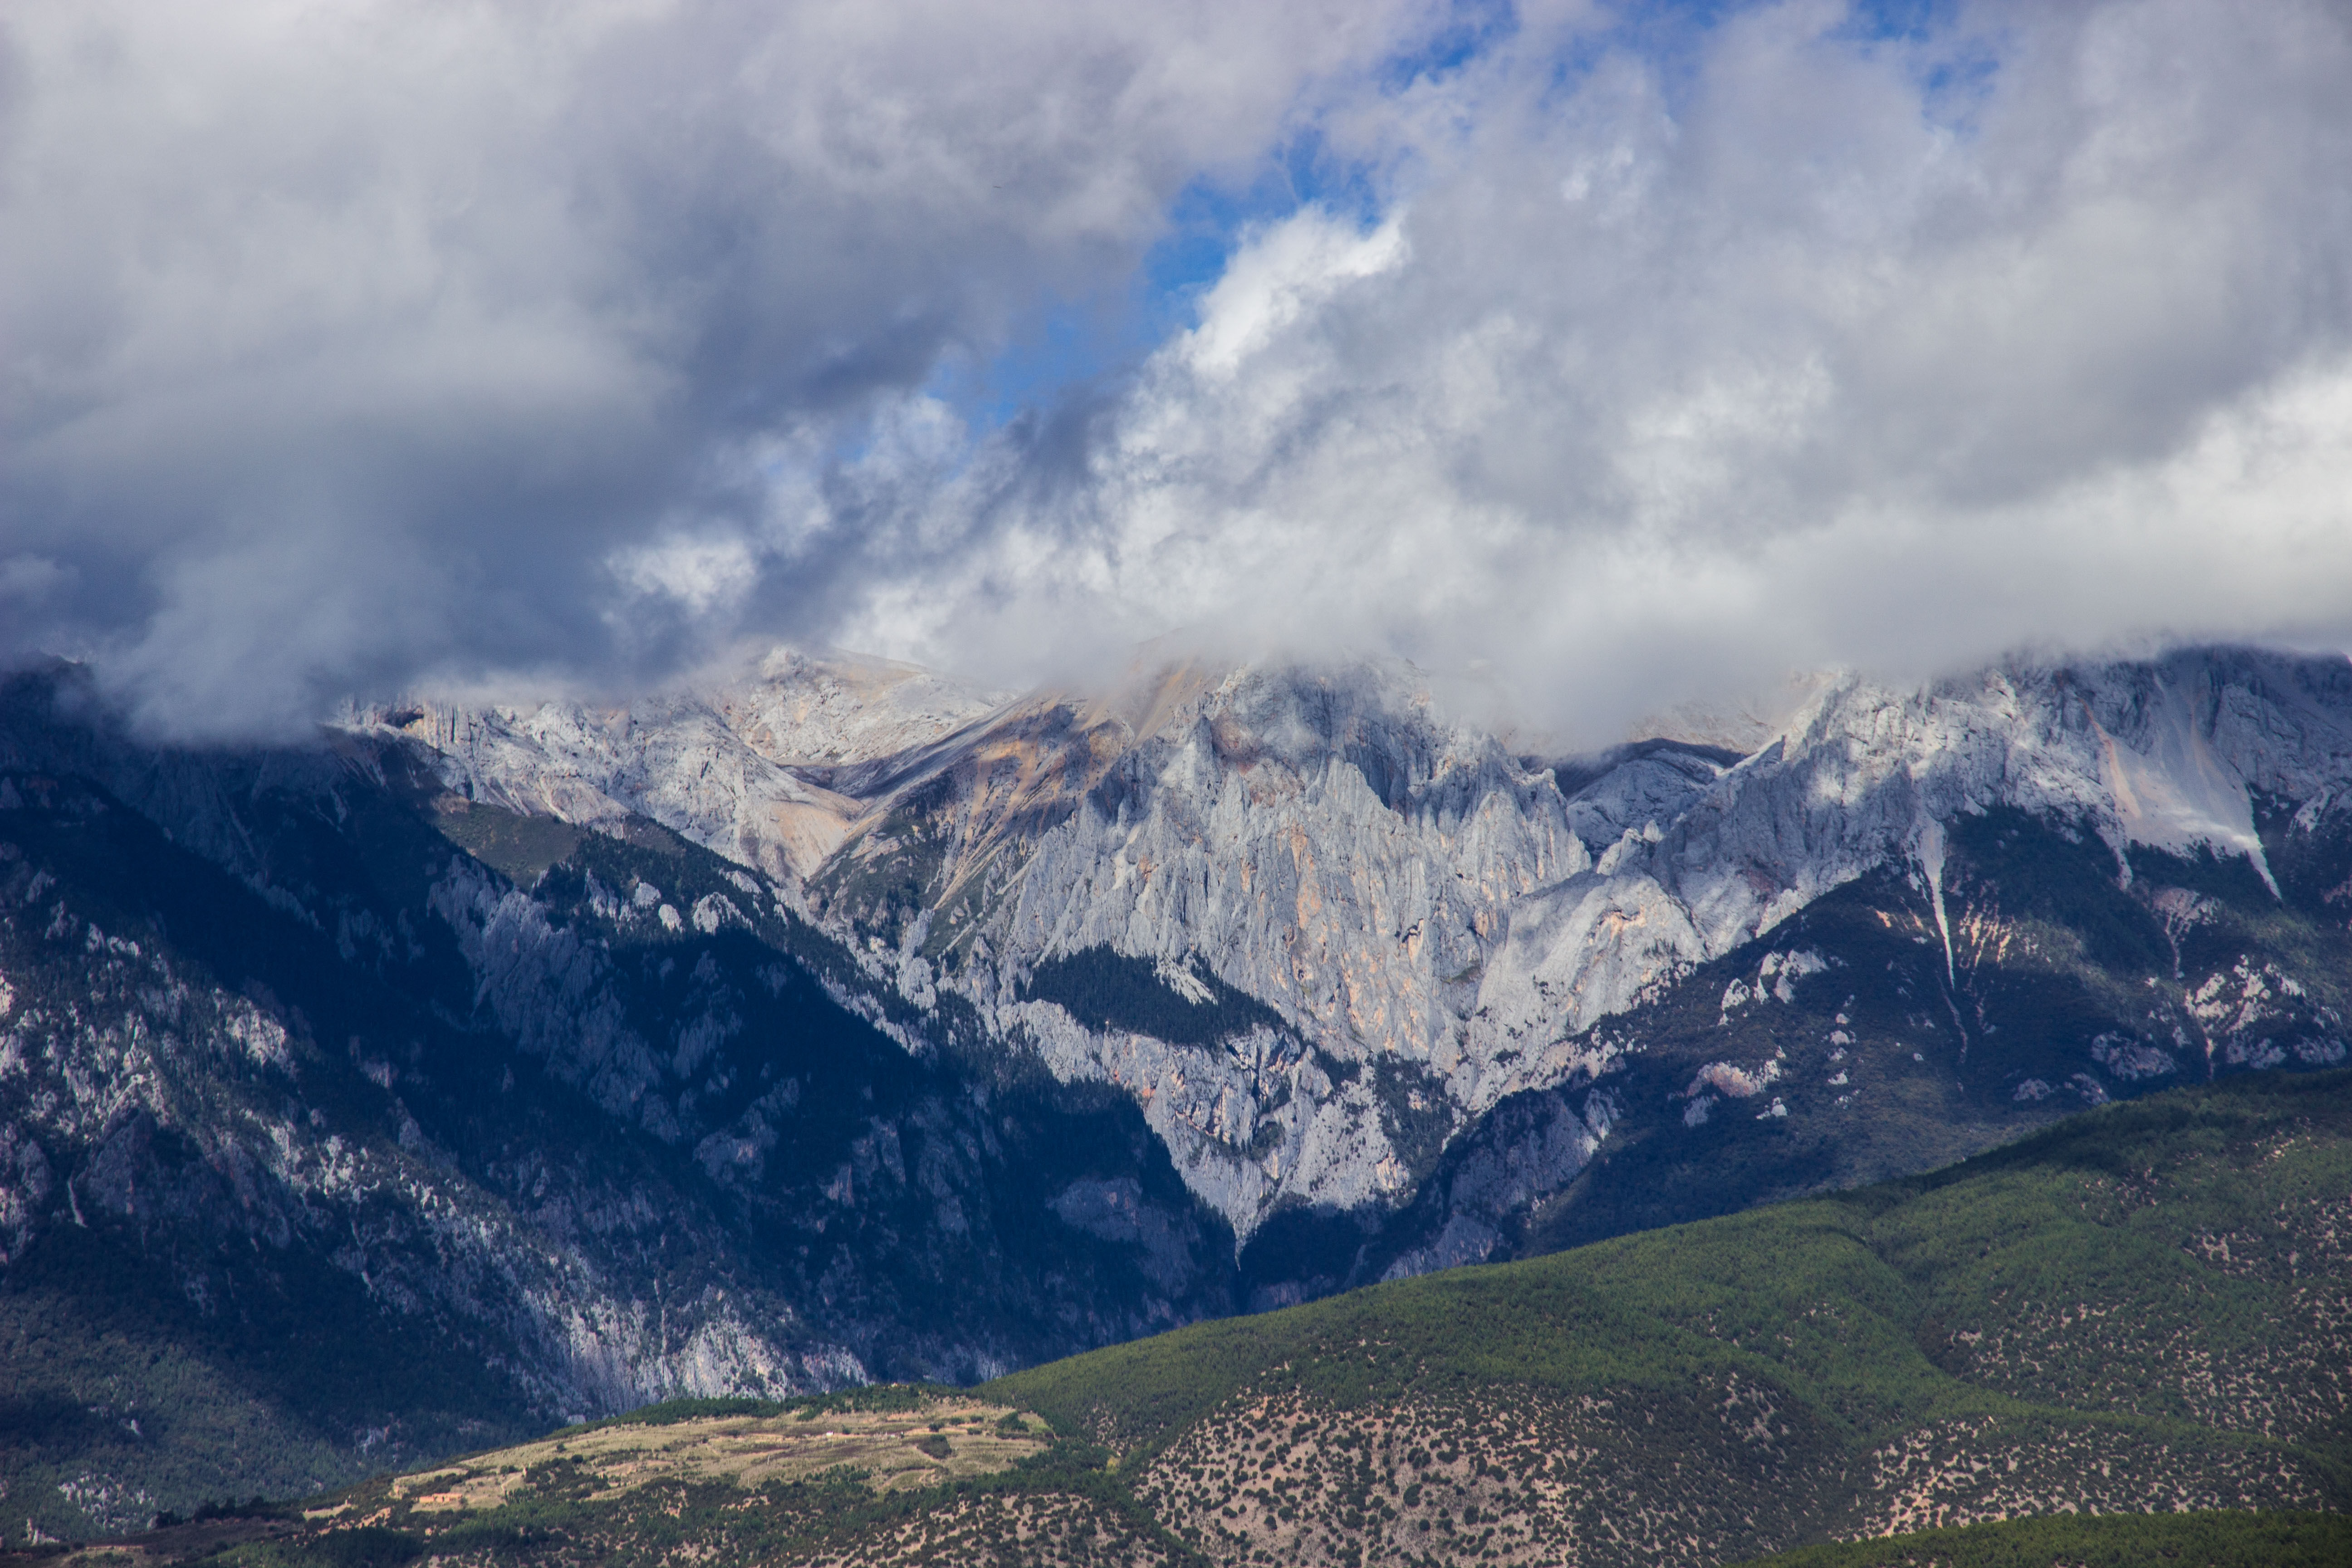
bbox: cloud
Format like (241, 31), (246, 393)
(0, 0), (1429, 733)
(833, 0), (2352, 739)
(6, 0), (2351, 740)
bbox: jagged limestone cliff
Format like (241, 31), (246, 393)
(354, 646), (2352, 1253)
(6, 643), (2350, 1539)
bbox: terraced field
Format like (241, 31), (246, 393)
(324, 1398), (1050, 1520)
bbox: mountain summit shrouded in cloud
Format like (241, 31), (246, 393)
(4, 0), (2350, 740)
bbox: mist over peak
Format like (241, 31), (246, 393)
(4, 0), (2349, 743)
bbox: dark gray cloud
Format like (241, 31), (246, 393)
(6, 0), (2351, 740)
(0, 0), (1425, 732)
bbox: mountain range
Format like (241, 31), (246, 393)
(3, 641), (2349, 1539)
(31, 1067), (2347, 1568)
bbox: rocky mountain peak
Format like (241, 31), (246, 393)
(6, 642), (2351, 1537)
(317, 642), (2352, 1251)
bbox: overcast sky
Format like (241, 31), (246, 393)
(5, 0), (2349, 741)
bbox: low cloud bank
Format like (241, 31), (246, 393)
(5, 1), (2349, 739)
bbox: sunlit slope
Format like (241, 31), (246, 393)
(66, 1072), (2349, 1568)
(988, 1068), (2352, 1565)
(204, 1391), (1184, 1568)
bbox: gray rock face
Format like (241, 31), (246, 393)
(354, 644), (2352, 1249)
(0, 799), (868, 1340)
(7, 644), (2352, 1538)
(0, 681), (1249, 1537)
(1487, 651), (2352, 1047)
(1375, 1087), (1618, 1284)
(351, 647), (1003, 883)
(0, 823), (843, 1466)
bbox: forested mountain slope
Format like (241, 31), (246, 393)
(5, 646), (2352, 1541)
(354, 645), (2352, 1302)
(986, 1068), (2352, 1566)
(65, 1069), (2346, 1568)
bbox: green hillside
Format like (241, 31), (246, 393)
(45, 1066), (2340, 1568)
(981, 1067), (2350, 1564)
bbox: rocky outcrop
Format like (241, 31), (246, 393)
(0, 710), (1238, 1539)
(6, 642), (2352, 1538)
(344, 645), (2352, 1249)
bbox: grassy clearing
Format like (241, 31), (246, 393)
(304, 1398), (1050, 1522)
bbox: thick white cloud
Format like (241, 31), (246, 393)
(828, 0), (2352, 738)
(0, 0), (1426, 731)
(6, 0), (2350, 739)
